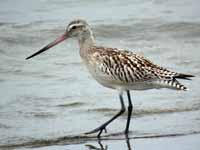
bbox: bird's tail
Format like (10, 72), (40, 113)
(171, 73), (194, 90)
(174, 73), (195, 80)
(161, 73), (194, 91)
(168, 79), (188, 91)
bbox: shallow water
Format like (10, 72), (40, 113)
(0, 0), (200, 149)
(12, 133), (200, 150)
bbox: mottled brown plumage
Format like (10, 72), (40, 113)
(84, 46), (193, 91)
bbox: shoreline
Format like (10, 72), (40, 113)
(1, 131), (200, 150)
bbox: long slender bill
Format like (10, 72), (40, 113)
(26, 32), (68, 60)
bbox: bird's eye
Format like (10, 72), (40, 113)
(71, 26), (77, 29)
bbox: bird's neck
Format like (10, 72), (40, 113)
(78, 29), (95, 59)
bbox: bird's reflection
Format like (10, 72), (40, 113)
(85, 140), (108, 150)
(85, 135), (133, 150)
(125, 135), (132, 150)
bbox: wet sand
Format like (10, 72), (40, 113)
(1, 132), (200, 150)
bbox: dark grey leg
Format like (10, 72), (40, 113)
(125, 90), (133, 134)
(85, 92), (126, 137)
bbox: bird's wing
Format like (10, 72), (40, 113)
(88, 46), (177, 83)
(122, 50), (178, 80)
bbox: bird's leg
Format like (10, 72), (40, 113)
(85, 92), (126, 137)
(125, 90), (133, 134)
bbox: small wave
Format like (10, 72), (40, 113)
(54, 62), (81, 66)
(13, 22), (43, 29)
(0, 79), (5, 83)
(0, 123), (11, 129)
(94, 24), (135, 39)
(0, 49), (5, 54)
(175, 60), (199, 68)
(88, 104), (200, 117)
(156, 22), (200, 39)
(0, 22), (7, 26)
(88, 108), (117, 113)
(56, 102), (85, 108)
(93, 20), (200, 41)
(28, 112), (57, 119)
(0, 22), (15, 27)
(157, 22), (200, 32)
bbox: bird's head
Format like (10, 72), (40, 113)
(66, 19), (90, 38)
(26, 19), (91, 60)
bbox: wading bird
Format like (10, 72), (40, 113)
(26, 19), (194, 137)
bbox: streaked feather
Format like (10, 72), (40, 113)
(86, 46), (194, 90)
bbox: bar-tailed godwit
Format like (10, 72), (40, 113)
(26, 19), (194, 137)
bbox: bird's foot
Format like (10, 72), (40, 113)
(85, 124), (108, 138)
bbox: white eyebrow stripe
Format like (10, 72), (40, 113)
(68, 23), (83, 30)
